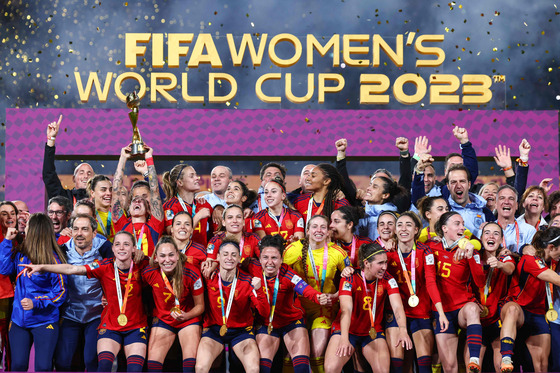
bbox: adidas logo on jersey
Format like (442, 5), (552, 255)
(46, 324), (54, 330)
(266, 224), (272, 228)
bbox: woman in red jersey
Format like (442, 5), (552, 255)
(162, 164), (213, 246)
(23, 231), (149, 372)
(223, 179), (257, 232)
(112, 144), (165, 256)
(253, 177), (305, 242)
(247, 234), (328, 373)
(330, 206), (373, 268)
(385, 212), (448, 373)
(425, 211), (486, 373)
(293, 163), (349, 225)
(471, 222), (515, 372)
(142, 236), (204, 373)
(171, 212), (207, 268)
(498, 227), (560, 373)
(376, 210), (397, 250)
(324, 242), (412, 373)
(195, 239), (269, 373)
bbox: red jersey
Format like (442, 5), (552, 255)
(206, 231), (261, 261)
(336, 235), (374, 269)
(426, 241), (486, 312)
(334, 272), (400, 335)
(247, 260), (322, 328)
(163, 197), (214, 246)
(114, 215), (165, 257)
(85, 258), (148, 332)
(57, 235), (71, 245)
(293, 194), (350, 224)
(385, 242), (441, 319)
(141, 263), (204, 329)
(180, 241), (207, 268)
(507, 255), (554, 315)
(0, 231), (13, 300)
(203, 269), (270, 328)
(253, 207), (305, 240)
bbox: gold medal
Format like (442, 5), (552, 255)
(267, 324), (273, 335)
(480, 306), (489, 318)
(219, 324), (227, 336)
(408, 294), (420, 308)
(369, 327), (376, 339)
(117, 313), (128, 326)
(546, 309), (558, 322)
(170, 306), (181, 314)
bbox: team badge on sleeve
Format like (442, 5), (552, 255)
(537, 259), (546, 269)
(388, 278), (398, 289)
(425, 253), (434, 265)
(291, 274), (302, 285)
(342, 281), (352, 291)
(194, 278), (203, 290)
(165, 209), (174, 220)
(89, 260), (100, 269)
(473, 253), (481, 264)
(207, 244), (215, 255)
(296, 218), (304, 228)
(253, 219), (262, 228)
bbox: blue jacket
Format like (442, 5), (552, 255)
(358, 202), (398, 240)
(60, 234), (113, 324)
(0, 239), (66, 328)
(448, 193), (494, 237)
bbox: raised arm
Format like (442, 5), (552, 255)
(144, 145), (163, 221)
(454, 126), (479, 185)
(514, 139), (531, 197)
(334, 138), (359, 206)
(112, 144), (132, 221)
(396, 137), (412, 190)
(42, 115), (65, 199)
(0, 229), (18, 276)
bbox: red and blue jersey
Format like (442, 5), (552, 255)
(253, 207), (305, 240)
(507, 255), (555, 315)
(114, 216), (165, 257)
(164, 197), (214, 246)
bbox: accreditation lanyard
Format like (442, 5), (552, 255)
(114, 260), (134, 317)
(349, 236), (357, 265)
(308, 243), (329, 292)
(375, 237), (386, 249)
(177, 194), (196, 217)
(480, 267), (494, 305)
(161, 269), (180, 308)
(546, 261), (557, 310)
(362, 272), (378, 330)
(96, 210), (112, 237)
(306, 196), (325, 222)
(397, 245), (416, 295)
(499, 221), (519, 252)
(218, 271), (238, 328)
(268, 207), (286, 233)
(181, 241), (191, 255)
(133, 224), (146, 252)
(263, 272), (280, 326)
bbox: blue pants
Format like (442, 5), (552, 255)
(55, 318), (100, 372)
(550, 322), (560, 372)
(9, 321), (59, 371)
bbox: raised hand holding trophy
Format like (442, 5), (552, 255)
(125, 91), (146, 156)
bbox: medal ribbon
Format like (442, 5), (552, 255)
(177, 194), (196, 217)
(96, 210), (112, 237)
(375, 237), (386, 249)
(181, 241), (190, 255)
(306, 196), (325, 222)
(397, 245), (416, 295)
(361, 271), (378, 331)
(218, 270), (238, 328)
(114, 260), (134, 316)
(350, 236), (357, 265)
(546, 261), (557, 310)
(308, 243), (329, 292)
(133, 224), (145, 252)
(268, 207), (286, 233)
(262, 271), (280, 326)
(161, 269), (180, 308)
(480, 267), (494, 305)
(498, 221), (519, 252)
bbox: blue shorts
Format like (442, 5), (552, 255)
(385, 312), (432, 334)
(98, 327), (148, 345)
(151, 316), (201, 334)
(521, 309), (550, 337)
(202, 325), (255, 348)
(332, 330), (385, 349)
(256, 318), (306, 338)
(433, 309), (461, 335)
(482, 320), (501, 347)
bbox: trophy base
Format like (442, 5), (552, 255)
(131, 143), (146, 156)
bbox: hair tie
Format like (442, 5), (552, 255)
(364, 249), (386, 261)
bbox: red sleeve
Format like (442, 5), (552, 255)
(522, 255), (549, 278)
(113, 214), (129, 232)
(284, 266), (322, 304)
(339, 276), (353, 297)
(148, 215), (165, 235)
(250, 285), (271, 319)
(184, 264), (204, 297)
(383, 273), (401, 295)
(421, 245), (442, 305)
(468, 250), (487, 288)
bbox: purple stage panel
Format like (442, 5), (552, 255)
(6, 109), (558, 212)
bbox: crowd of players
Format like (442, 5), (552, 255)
(0, 116), (558, 373)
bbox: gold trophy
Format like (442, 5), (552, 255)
(126, 91), (146, 156)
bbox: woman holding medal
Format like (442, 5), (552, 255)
(471, 222), (515, 372)
(112, 144), (165, 256)
(330, 205), (373, 268)
(253, 177), (305, 242)
(385, 212), (449, 373)
(87, 175), (115, 242)
(162, 164), (213, 246)
(425, 211), (487, 373)
(499, 227), (560, 373)
(171, 211), (207, 268)
(22, 231), (149, 372)
(324, 242), (413, 373)
(141, 236), (204, 373)
(195, 239), (269, 373)
(283, 215), (351, 373)
(246, 234), (329, 373)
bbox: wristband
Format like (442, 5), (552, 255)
(412, 153), (420, 161)
(515, 158), (528, 167)
(400, 150), (409, 157)
(501, 166), (513, 171)
(145, 156), (154, 167)
(142, 171), (149, 178)
(48, 137), (56, 141)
